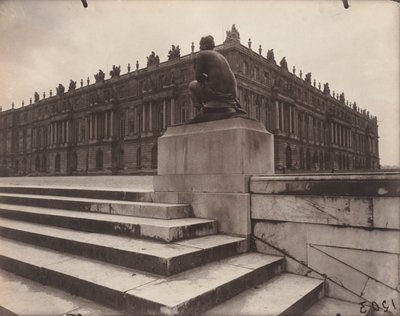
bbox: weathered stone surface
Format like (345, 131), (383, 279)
(0, 218), (245, 275)
(191, 192), (251, 236)
(0, 193), (191, 219)
(253, 221), (399, 255)
(308, 245), (369, 297)
(0, 203), (217, 242)
(250, 174), (400, 197)
(205, 273), (323, 316)
(0, 269), (123, 316)
(252, 195), (373, 227)
(0, 237), (284, 315)
(0, 185), (154, 202)
(126, 253), (283, 315)
(158, 117), (274, 175)
(154, 174), (250, 193)
(311, 244), (399, 289)
(373, 197), (400, 229)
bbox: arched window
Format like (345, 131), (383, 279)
(151, 144), (157, 169)
(285, 145), (292, 169)
(55, 153), (61, 172)
(136, 147), (142, 169)
(96, 149), (103, 170)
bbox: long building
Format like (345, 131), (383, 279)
(0, 25), (379, 176)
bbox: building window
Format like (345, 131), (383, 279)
(96, 149), (103, 170)
(42, 155), (47, 172)
(136, 147), (141, 169)
(242, 61), (249, 76)
(35, 156), (40, 172)
(300, 148), (304, 170)
(306, 149), (311, 170)
(14, 160), (19, 174)
(55, 153), (61, 172)
(151, 144), (157, 169)
(72, 152), (78, 172)
(285, 145), (292, 169)
(119, 118), (125, 138)
(118, 149), (124, 170)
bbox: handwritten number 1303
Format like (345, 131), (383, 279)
(360, 299), (396, 313)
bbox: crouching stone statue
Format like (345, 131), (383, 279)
(189, 35), (247, 123)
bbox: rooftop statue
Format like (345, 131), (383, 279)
(280, 57), (288, 71)
(189, 35), (247, 123)
(339, 92), (345, 103)
(68, 80), (76, 92)
(147, 51), (160, 67)
(323, 82), (330, 95)
(34, 92), (40, 103)
(266, 49), (275, 63)
(94, 70), (105, 83)
(56, 84), (65, 96)
(305, 72), (312, 84)
(110, 65), (121, 78)
(168, 45), (181, 60)
(224, 24), (240, 43)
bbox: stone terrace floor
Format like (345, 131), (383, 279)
(0, 176), (154, 192)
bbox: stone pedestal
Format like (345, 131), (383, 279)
(154, 117), (274, 237)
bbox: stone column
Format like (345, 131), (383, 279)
(163, 99), (167, 129)
(171, 99), (175, 126)
(142, 104), (146, 132)
(66, 120), (69, 143)
(289, 106), (292, 133)
(149, 102), (153, 131)
(280, 102), (284, 131)
(88, 116), (92, 140)
(94, 114), (97, 140)
(275, 101), (279, 130)
(105, 112), (108, 138)
(110, 111), (114, 137)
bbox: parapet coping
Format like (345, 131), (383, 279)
(251, 172), (400, 181)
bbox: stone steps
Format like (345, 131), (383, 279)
(0, 192), (190, 219)
(205, 273), (324, 316)
(0, 218), (245, 276)
(0, 203), (217, 242)
(0, 185), (154, 202)
(0, 238), (284, 315)
(0, 269), (124, 316)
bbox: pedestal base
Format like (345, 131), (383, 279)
(155, 117), (274, 237)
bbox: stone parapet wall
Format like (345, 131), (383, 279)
(250, 173), (400, 312)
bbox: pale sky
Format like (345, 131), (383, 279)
(0, 0), (399, 166)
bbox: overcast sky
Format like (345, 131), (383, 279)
(0, 0), (399, 166)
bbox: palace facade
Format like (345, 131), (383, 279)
(0, 25), (379, 176)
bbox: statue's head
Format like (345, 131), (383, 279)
(199, 35), (215, 50)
